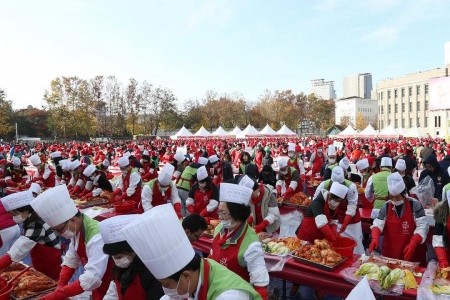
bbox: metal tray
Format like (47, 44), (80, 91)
(78, 198), (110, 209)
(281, 202), (310, 210)
(12, 287), (56, 300)
(291, 254), (348, 271)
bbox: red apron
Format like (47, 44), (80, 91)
(311, 154), (325, 176)
(251, 185), (266, 224)
(122, 172), (143, 212)
(151, 183), (171, 207)
(282, 171), (301, 194)
(76, 232), (114, 300)
(193, 188), (217, 218)
(382, 201), (426, 264)
(361, 173), (374, 209)
(30, 243), (62, 280)
(210, 225), (250, 282)
(297, 216), (327, 243)
(288, 157), (300, 173)
(115, 276), (146, 300)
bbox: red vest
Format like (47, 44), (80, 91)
(115, 276), (146, 300)
(36, 166), (56, 188)
(151, 183), (172, 207)
(312, 153), (325, 175)
(122, 172), (142, 211)
(30, 243), (62, 280)
(288, 157), (300, 173)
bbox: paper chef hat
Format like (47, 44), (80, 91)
(102, 159), (110, 167)
(330, 182), (349, 199)
(29, 183), (42, 195)
(327, 145), (336, 156)
(238, 175), (256, 190)
(339, 157), (350, 170)
(288, 143), (295, 152)
(1, 190), (34, 211)
(198, 157), (209, 165)
(158, 163), (174, 186)
(121, 204), (195, 280)
(117, 156), (129, 168)
(278, 157), (288, 169)
(59, 159), (71, 172)
(70, 160), (81, 171)
(356, 159), (369, 171)
(83, 164), (96, 177)
(174, 152), (186, 163)
(29, 154), (41, 166)
(50, 151), (61, 159)
(12, 157), (21, 167)
(395, 159), (406, 171)
(331, 166), (345, 184)
(196, 166), (208, 181)
(387, 172), (405, 196)
(99, 214), (138, 245)
(209, 154), (219, 164)
(219, 183), (252, 206)
(380, 157), (392, 167)
(31, 185), (78, 227)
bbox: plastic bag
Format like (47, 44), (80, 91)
(279, 210), (302, 237)
(411, 175), (435, 209)
(418, 260), (450, 300)
(264, 254), (292, 272)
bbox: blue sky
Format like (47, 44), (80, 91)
(1, 0), (449, 109)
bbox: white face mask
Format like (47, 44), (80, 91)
(328, 199), (340, 210)
(162, 277), (190, 300)
(13, 214), (26, 224)
(281, 170), (289, 175)
(328, 158), (336, 164)
(61, 222), (77, 239)
(288, 153), (295, 158)
(220, 219), (234, 229)
(113, 255), (133, 269)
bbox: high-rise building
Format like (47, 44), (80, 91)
(343, 73), (373, 98)
(310, 79), (336, 100)
(335, 97), (378, 128)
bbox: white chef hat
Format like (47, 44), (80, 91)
(29, 183), (42, 195)
(196, 166), (208, 181)
(219, 183), (252, 206)
(288, 143), (295, 152)
(70, 159), (81, 171)
(278, 157), (288, 169)
(387, 172), (406, 196)
(123, 152), (131, 158)
(31, 185), (78, 227)
(330, 182), (349, 199)
(331, 166), (345, 184)
(238, 175), (256, 190)
(12, 156), (21, 167)
(198, 157), (208, 165)
(121, 204), (195, 280)
(395, 159), (406, 171)
(174, 152), (186, 164)
(29, 154), (41, 166)
(50, 151), (61, 159)
(380, 157), (392, 167)
(1, 190), (34, 211)
(339, 157), (350, 170)
(158, 163), (174, 186)
(102, 159), (110, 167)
(99, 214), (138, 245)
(58, 159), (70, 171)
(117, 156), (129, 168)
(142, 150), (149, 156)
(209, 154), (219, 164)
(83, 164), (96, 177)
(327, 145), (337, 156)
(356, 159), (369, 171)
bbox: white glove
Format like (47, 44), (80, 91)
(92, 188), (102, 197)
(8, 236), (37, 262)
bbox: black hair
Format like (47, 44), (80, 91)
(182, 214), (208, 232)
(244, 164), (259, 180)
(15, 205), (34, 213)
(226, 201), (251, 222)
(103, 241), (135, 256)
(168, 253), (202, 281)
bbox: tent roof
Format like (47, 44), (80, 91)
(277, 125), (297, 136)
(378, 125), (400, 138)
(358, 124), (378, 137)
(211, 126), (229, 137)
(402, 127), (429, 138)
(338, 125), (358, 136)
(236, 124), (260, 138)
(193, 126), (211, 137)
(228, 126), (242, 136)
(170, 126), (193, 139)
(259, 124), (278, 135)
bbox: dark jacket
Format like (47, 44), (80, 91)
(419, 154), (450, 200)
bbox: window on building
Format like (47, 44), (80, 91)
(408, 86), (412, 96)
(395, 104), (398, 113)
(401, 88), (405, 97)
(401, 118), (405, 127)
(395, 120), (398, 127)
(425, 117), (428, 127)
(425, 100), (428, 110)
(388, 104), (391, 113)
(387, 90), (391, 99)
(394, 89), (398, 98)
(417, 101), (420, 111)
(425, 84), (429, 95)
(402, 102), (405, 113)
(416, 85), (420, 95)
(381, 120), (384, 128)
(417, 118), (420, 127)
(381, 92), (383, 100)
(381, 105), (384, 114)
(409, 118), (412, 128)
(435, 116), (441, 127)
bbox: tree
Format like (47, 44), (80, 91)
(355, 112), (368, 131)
(340, 116), (351, 128)
(0, 89), (14, 139)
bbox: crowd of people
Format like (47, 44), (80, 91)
(0, 136), (449, 299)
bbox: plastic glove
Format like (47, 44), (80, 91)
(187, 205), (195, 214)
(254, 286), (268, 300)
(71, 185), (82, 196)
(255, 220), (270, 233)
(247, 215), (254, 226)
(435, 247), (449, 268)
(199, 209), (208, 217)
(41, 280), (84, 300)
(113, 188), (122, 196)
(275, 185), (282, 198)
(0, 255), (12, 269)
(369, 227), (381, 253)
(173, 203), (182, 219)
(81, 192), (93, 200)
(339, 215), (352, 233)
(57, 266), (76, 288)
(319, 224), (338, 244)
(283, 187), (294, 200)
(403, 234), (422, 261)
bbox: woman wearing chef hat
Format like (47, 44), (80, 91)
(29, 153), (56, 189)
(31, 185), (112, 299)
(122, 204), (262, 300)
(0, 189), (62, 280)
(369, 172), (428, 265)
(112, 156), (142, 209)
(100, 215), (164, 299)
(275, 157), (301, 201)
(141, 163), (183, 218)
(209, 183), (269, 299)
(186, 166), (219, 218)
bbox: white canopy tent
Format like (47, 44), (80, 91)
(259, 124), (278, 136)
(170, 126), (193, 139)
(378, 125), (400, 138)
(211, 126), (229, 137)
(402, 127), (429, 138)
(276, 125), (297, 137)
(337, 125), (358, 137)
(228, 126), (242, 137)
(358, 124), (378, 137)
(193, 126), (211, 138)
(236, 124), (261, 138)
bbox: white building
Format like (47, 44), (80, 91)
(310, 79), (336, 100)
(335, 97), (378, 127)
(343, 73), (372, 98)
